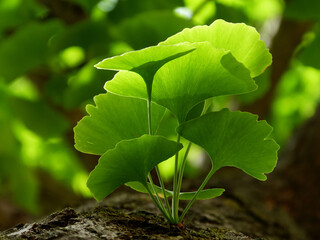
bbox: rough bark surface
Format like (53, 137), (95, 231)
(0, 189), (306, 240)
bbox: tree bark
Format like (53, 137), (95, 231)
(0, 188), (307, 240)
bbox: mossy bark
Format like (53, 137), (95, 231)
(0, 190), (306, 240)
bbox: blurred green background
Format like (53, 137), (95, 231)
(0, 0), (319, 229)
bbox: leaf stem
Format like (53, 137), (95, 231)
(179, 167), (217, 222)
(146, 93), (173, 221)
(172, 134), (181, 222)
(144, 182), (173, 222)
(175, 142), (192, 213)
(147, 174), (172, 221)
(147, 96), (152, 135)
(155, 166), (172, 216)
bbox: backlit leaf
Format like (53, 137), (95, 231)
(178, 109), (279, 180)
(160, 19), (272, 78)
(106, 42), (257, 122)
(95, 43), (196, 96)
(74, 93), (165, 155)
(87, 135), (182, 200)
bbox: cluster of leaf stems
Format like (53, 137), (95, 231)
(145, 95), (215, 224)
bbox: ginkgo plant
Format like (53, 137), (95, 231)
(74, 19), (279, 224)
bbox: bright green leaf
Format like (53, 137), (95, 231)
(126, 181), (225, 200)
(87, 135), (183, 200)
(106, 42), (257, 123)
(95, 43), (196, 96)
(179, 188), (224, 200)
(177, 109), (279, 180)
(160, 19), (272, 78)
(74, 93), (165, 155)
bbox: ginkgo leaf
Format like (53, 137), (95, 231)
(87, 135), (183, 201)
(160, 19), (272, 78)
(95, 43), (196, 96)
(126, 181), (225, 200)
(106, 42), (257, 123)
(177, 109), (279, 180)
(74, 93), (165, 155)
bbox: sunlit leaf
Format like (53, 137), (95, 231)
(160, 19), (272, 78)
(126, 181), (224, 200)
(95, 43), (196, 96)
(87, 135), (183, 200)
(95, 43), (195, 73)
(74, 93), (165, 155)
(106, 41), (256, 123)
(178, 109), (279, 180)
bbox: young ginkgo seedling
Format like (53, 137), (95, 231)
(74, 19), (279, 224)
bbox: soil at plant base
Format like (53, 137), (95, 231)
(0, 188), (307, 240)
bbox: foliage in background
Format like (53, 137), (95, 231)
(0, 0), (319, 216)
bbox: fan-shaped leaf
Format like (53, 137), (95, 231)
(160, 19), (272, 78)
(106, 42), (257, 123)
(177, 109), (279, 180)
(95, 43), (196, 96)
(87, 135), (183, 200)
(74, 93), (165, 155)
